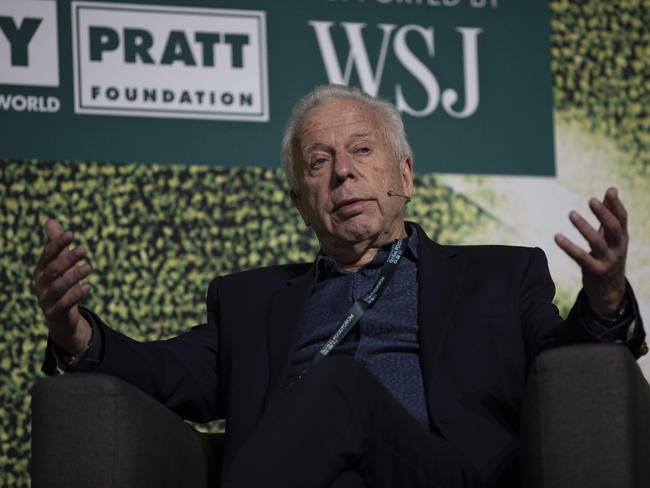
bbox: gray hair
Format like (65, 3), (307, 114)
(281, 84), (413, 191)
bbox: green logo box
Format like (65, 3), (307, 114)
(0, 0), (554, 176)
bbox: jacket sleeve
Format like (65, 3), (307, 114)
(520, 247), (646, 361)
(41, 278), (223, 423)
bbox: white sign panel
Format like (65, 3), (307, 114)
(71, 1), (269, 121)
(0, 0), (59, 87)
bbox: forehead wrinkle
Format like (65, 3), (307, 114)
(297, 100), (387, 165)
(300, 118), (370, 142)
(349, 131), (373, 142)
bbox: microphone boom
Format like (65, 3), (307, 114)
(387, 189), (411, 203)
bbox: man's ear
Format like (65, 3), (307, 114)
(400, 156), (414, 198)
(290, 189), (311, 227)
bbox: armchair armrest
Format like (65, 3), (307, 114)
(522, 344), (650, 488)
(31, 373), (223, 488)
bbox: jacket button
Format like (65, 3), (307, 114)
(639, 342), (648, 356)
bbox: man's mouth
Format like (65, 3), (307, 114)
(333, 198), (369, 213)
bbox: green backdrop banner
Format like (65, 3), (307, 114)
(1, 0), (554, 175)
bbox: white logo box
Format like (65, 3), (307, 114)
(71, 1), (269, 121)
(0, 0), (59, 87)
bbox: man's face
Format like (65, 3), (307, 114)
(291, 99), (413, 251)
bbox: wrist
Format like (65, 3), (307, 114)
(51, 316), (92, 357)
(588, 291), (628, 320)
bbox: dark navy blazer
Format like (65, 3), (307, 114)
(42, 223), (646, 486)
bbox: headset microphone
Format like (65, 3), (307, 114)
(387, 189), (411, 203)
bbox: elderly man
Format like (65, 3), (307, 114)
(35, 85), (645, 488)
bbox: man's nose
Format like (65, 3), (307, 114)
(331, 152), (356, 184)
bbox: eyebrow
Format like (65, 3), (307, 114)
(302, 131), (374, 156)
(303, 142), (331, 156)
(349, 131), (372, 140)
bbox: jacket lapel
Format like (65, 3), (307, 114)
(265, 268), (316, 406)
(415, 225), (467, 399)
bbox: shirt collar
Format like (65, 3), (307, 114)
(314, 222), (419, 281)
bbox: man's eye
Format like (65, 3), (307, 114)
(310, 157), (328, 168)
(356, 147), (370, 155)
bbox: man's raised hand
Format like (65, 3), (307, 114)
(33, 218), (93, 355)
(554, 187), (629, 317)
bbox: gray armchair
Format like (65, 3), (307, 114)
(521, 343), (650, 488)
(31, 344), (650, 488)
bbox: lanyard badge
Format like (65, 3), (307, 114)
(313, 237), (407, 364)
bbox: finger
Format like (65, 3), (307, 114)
(39, 261), (92, 310)
(588, 198), (625, 246)
(42, 244), (86, 281)
(44, 282), (92, 324)
(568, 211), (609, 256)
(34, 244), (86, 293)
(603, 187), (628, 230)
(554, 233), (603, 273)
(44, 218), (65, 241)
(36, 229), (75, 273)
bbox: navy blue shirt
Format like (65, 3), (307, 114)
(288, 226), (431, 428)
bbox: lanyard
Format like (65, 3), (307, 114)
(311, 237), (408, 365)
